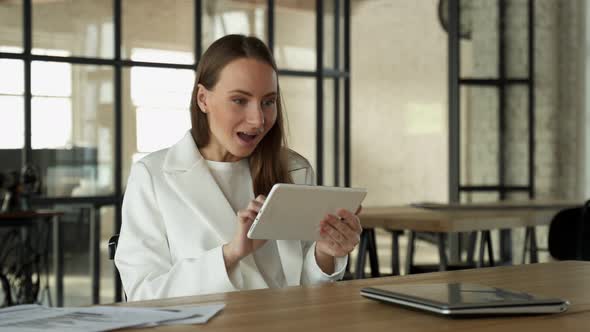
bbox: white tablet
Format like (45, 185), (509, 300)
(247, 183), (367, 241)
(361, 283), (569, 316)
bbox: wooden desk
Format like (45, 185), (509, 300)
(356, 201), (581, 278)
(0, 210), (64, 306)
(360, 206), (557, 232)
(115, 261), (590, 332)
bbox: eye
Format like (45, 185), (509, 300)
(262, 99), (276, 108)
(232, 98), (246, 105)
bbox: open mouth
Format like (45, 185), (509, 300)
(237, 131), (259, 144)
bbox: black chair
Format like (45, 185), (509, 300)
(108, 234), (127, 301)
(548, 200), (590, 261)
(108, 234), (119, 260)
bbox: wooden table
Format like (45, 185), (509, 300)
(356, 200), (581, 278)
(115, 261), (590, 331)
(0, 210), (64, 306)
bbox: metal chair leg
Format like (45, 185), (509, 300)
(529, 227), (538, 263)
(477, 231), (485, 268)
(391, 231), (401, 276)
(485, 231), (495, 267)
(466, 231), (477, 266)
(355, 229), (370, 279)
(437, 233), (448, 271)
(405, 231), (416, 275)
(522, 227), (531, 264)
(367, 229), (380, 278)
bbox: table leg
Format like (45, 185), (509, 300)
(466, 231), (477, 266)
(499, 229), (512, 264)
(485, 231), (495, 267)
(367, 229), (380, 278)
(529, 227), (538, 263)
(42, 217), (53, 307)
(448, 233), (461, 264)
(477, 231), (485, 268)
(391, 231), (400, 276)
(405, 231), (416, 275)
(89, 206), (100, 304)
(52, 216), (63, 307)
(355, 229), (369, 279)
(522, 227), (531, 264)
(20, 226), (33, 303)
(437, 233), (448, 272)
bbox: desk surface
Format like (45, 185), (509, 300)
(411, 199), (581, 210)
(116, 261), (590, 332)
(359, 204), (572, 232)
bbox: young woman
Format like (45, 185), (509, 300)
(115, 35), (362, 301)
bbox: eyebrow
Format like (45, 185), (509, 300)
(228, 89), (277, 98)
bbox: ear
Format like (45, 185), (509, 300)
(196, 84), (210, 113)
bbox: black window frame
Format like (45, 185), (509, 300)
(0, 0), (351, 303)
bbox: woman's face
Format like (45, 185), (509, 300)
(197, 58), (278, 162)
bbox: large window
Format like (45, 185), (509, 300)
(0, 0), (350, 304)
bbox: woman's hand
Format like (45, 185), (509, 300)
(223, 195), (268, 271)
(315, 207), (363, 274)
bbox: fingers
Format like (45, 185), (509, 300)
(355, 205), (363, 215)
(237, 209), (257, 224)
(255, 194), (266, 204)
(317, 236), (345, 257)
(238, 195), (267, 226)
(335, 208), (363, 233)
(320, 214), (359, 253)
(247, 195), (266, 213)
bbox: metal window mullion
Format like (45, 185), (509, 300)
(343, 0), (350, 187)
(528, 0), (535, 198)
(267, 0), (274, 52)
(195, 0), (202, 61)
(448, 0), (460, 203)
(113, 0), (123, 303)
(498, 0), (507, 200)
(316, 0), (324, 185)
(23, 0), (32, 164)
(459, 78), (530, 85)
(278, 69), (348, 78)
(333, 0), (340, 186)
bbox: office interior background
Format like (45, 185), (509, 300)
(0, 0), (588, 306)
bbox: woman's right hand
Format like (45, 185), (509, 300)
(222, 195), (268, 271)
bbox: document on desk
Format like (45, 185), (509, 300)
(0, 303), (225, 332)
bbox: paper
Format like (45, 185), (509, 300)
(0, 303), (225, 332)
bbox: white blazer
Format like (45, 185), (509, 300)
(115, 131), (346, 301)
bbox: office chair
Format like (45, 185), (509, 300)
(108, 234), (127, 301)
(548, 200), (590, 261)
(108, 234), (119, 260)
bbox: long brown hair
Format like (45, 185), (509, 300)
(190, 34), (292, 196)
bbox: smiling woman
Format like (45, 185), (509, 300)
(114, 35), (362, 301)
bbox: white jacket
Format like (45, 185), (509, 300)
(115, 131), (346, 301)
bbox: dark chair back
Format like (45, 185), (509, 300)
(548, 200), (590, 260)
(108, 234), (119, 260)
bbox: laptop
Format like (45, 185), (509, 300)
(360, 283), (569, 316)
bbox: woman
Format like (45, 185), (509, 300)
(115, 35), (362, 301)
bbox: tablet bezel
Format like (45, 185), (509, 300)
(247, 183), (367, 241)
(360, 283), (569, 316)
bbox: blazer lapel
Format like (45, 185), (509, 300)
(163, 131), (304, 288)
(163, 131), (236, 244)
(277, 240), (303, 286)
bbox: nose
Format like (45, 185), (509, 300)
(246, 104), (264, 132)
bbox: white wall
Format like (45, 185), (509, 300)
(350, 0), (449, 205)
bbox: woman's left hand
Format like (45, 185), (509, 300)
(316, 207), (362, 258)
